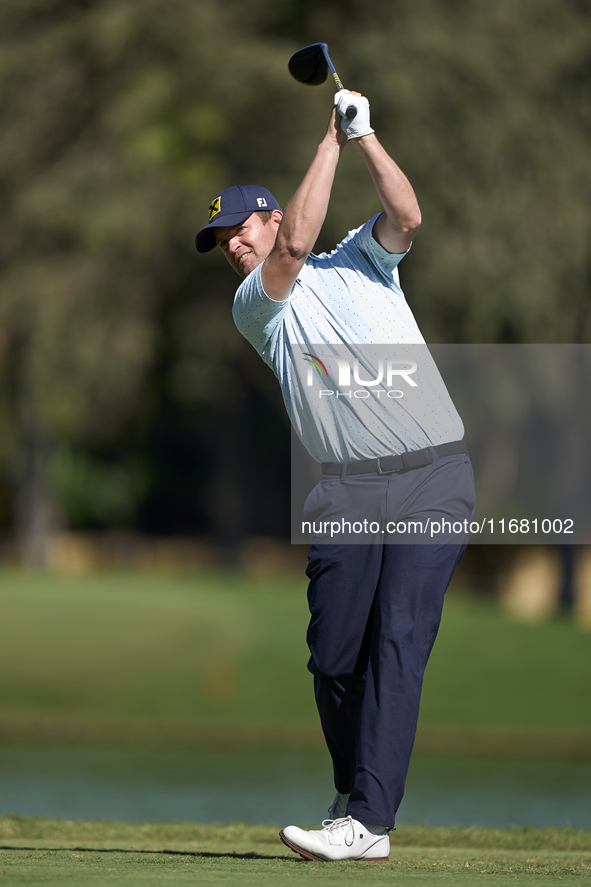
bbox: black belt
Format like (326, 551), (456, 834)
(321, 440), (467, 477)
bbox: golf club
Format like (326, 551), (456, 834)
(288, 43), (357, 119)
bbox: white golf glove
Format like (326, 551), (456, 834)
(334, 90), (374, 140)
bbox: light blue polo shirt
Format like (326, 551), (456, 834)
(232, 214), (464, 462)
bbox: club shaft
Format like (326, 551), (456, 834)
(321, 45), (356, 119)
(326, 61), (344, 92)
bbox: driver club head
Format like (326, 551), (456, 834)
(288, 43), (329, 85)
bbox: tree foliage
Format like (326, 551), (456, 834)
(0, 0), (589, 553)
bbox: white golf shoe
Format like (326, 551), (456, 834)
(327, 791), (350, 820)
(280, 815), (390, 862)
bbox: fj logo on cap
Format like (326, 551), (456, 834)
(257, 198), (268, 207)
(208, 197), (221, 222)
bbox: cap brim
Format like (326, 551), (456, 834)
(195, 210), (253, 253)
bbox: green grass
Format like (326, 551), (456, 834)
(1, 569), (588, 882)
(0, 817), (590, 886)
(0, 567), (589, 748)
(0, 568), (313, 730)
(423, 595), (591, 733)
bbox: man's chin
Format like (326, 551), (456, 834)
(237, 256), (263, 278)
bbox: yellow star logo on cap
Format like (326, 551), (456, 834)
(208, 196), (221, 222)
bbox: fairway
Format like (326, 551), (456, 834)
(0, 567), (589, 748)
(0, 567), (590, 879)
(1, 817), (591, 886)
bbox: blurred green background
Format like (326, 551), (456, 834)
(0, 568), (590, 749)
(0, 1), (589, 825)
(0, 0), (589, 560)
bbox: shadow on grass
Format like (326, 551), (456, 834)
(0, 844), (291, 861)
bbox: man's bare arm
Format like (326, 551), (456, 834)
(261, 108), (346, 302)
(352, 133), (421, 254)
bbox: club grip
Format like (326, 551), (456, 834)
(346, 105), (357, 119)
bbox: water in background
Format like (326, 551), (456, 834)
(0, 743), (589, 829)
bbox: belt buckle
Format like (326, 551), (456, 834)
(376, 457), (401, 476)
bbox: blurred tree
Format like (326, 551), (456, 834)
(0, 0), (302, 561)
(336, 0), (591, 343)
(0, 0), (589, 562)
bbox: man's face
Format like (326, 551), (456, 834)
(214, 211), (281, 278)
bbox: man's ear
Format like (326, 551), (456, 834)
(270, 209), (283, 228)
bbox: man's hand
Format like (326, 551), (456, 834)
(325, 104), (349, 151)
(334, 90), (375, 140)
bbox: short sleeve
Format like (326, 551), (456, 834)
(351, 214), (410, 276)
(232, 265), (289, 352)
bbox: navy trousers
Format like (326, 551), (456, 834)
(304, 452), (475, 829)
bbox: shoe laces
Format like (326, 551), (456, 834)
(321, 815), (356, 847)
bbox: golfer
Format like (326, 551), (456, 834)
(196, 90), (475, 861)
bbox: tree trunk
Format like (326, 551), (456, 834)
(14, 420), (61, 568)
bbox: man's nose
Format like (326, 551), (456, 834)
(228, 235), (242, 254)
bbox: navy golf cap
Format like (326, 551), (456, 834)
(195, 185), (282, 253)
